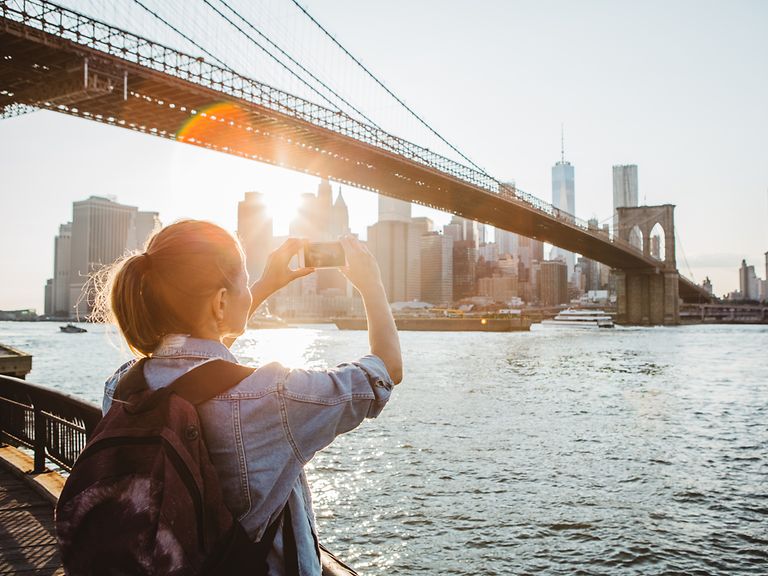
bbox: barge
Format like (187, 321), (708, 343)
(334, 316), (530, 332)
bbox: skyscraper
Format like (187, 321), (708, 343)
(495, 228), (518, 257)
(444, 215), (480, 250)
(378, 194), (411, 223)
(452, 239), (477, 301)
(739, 259), (758, 300)
(44, 279), (53, 317)
(135, 211), (161, 250)
(367, 221), (410, 302)
(330, 188), (351, 239)
(321, 188), (351, 294)
(443, 215), (479, 300)
(67, 196), (158, 317)
(495, 182), (519, 257)
(367, 194), (420, 302)
(539, 260), (569, 305)
(420, 232), (453, 305)
(613, 165), (639, 232)
(551, 135), (575, 279)
(477, 223), (487, 245)
(53, 222), (72, 317)
(577, 255), (601, 292)
(407, 216), (433, 301)
(237, 192), (273, 282)
(289, 179), (334, 241)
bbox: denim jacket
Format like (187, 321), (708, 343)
(102, 335), (394, 576)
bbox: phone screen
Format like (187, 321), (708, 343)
(303, 241), (345, 268)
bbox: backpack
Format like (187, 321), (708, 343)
(55, 358), (298, 576)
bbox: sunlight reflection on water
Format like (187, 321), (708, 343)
(233, 327), (325, 369)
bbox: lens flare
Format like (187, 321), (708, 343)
(176, 101), (250, 143)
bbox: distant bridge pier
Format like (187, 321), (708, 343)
(615, 269), (680, 325)
(614, 205), (680, 326)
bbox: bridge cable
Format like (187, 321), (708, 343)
(200, 0), (428, 163)
(289, 0), (492, 177)
(131, 0), (232, 71)
(198, 0), (357, 116)
(210, 0), (386, 132)
(675, 231), (696, 283)
(133, 0), (348, 117)
(132, 0), (432, 187)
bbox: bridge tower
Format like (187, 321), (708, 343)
(614, 205), (680, 325)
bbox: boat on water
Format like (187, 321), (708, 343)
(247, 311), (289, 329)
(334, 315), (530, 332)
(539, 308), (614, 329)
(60, 323), (87, 333)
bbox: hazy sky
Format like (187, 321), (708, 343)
(1, 0), (767, 311)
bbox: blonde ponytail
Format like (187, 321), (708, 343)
(92, 220), (245, 357)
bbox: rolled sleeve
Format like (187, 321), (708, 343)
(349, 354), (394, 418)
(280, 354), (394, 463)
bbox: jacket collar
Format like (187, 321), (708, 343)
(152, 334), (237, 362)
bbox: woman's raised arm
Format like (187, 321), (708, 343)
(340, 236), (403, 384)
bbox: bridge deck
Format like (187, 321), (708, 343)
(0, 0), (712, 303)
(0, 467), (63, 575)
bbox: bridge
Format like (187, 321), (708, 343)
(0, 0), (712, 324)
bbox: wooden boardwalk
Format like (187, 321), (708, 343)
(0, 468), (63, 575)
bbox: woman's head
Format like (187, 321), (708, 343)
(94, 220), (252, 356)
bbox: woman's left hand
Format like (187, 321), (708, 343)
(256, 238), (314, 295)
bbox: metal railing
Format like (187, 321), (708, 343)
(0, 374), (101, 472)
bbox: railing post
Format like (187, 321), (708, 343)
(33, 405), (46, 473)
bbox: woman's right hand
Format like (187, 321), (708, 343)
(340, 236), (402, 384)
(256, 238), (314, 294)
(339, 236), (384, 295)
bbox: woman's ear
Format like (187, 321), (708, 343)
(212, 287), (228, 323)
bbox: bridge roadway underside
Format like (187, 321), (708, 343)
(0, 17), (706, 303)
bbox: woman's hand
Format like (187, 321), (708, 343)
(339, 235), (384, 296)
(258, 238), (314, 294)
(247, 238), (313, 318)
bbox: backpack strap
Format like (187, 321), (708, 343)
(112, 357), (149, 401)
(165, 359), (256, 405)
(114, 358), (256, 410)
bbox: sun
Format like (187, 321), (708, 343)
(262, 190), (302, 234)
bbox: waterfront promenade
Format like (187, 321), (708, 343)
(0, 448), (63, 575)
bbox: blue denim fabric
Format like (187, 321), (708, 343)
(102, 335), (393, 576)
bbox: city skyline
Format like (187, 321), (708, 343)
(2, 0), (767, 310)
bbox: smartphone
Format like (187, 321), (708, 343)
(302, 241), (346, 268)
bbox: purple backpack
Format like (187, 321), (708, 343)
(55, 358), (298, 576)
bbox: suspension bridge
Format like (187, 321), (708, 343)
(0, 0), (712, 324)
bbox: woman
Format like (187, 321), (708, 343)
(97, 219), (402, 575)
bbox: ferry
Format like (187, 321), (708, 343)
(539, 308), (614, 329)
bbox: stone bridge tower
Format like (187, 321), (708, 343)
(615, 204), (680, 325)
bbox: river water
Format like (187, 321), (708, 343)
(1, 321), (766, 575)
